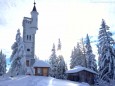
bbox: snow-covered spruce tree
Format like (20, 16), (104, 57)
(57, 38), (61, 51)
(85, 34), (97, 71)
(0, 50), (6, 76)
(57, 55), (67, 79)
(9, 29), (26, 76)
(98, 19), (115, 82)
(57, 39), (67, 79)
(70, 50), (74, 69)
(49, 43), (58, 78)
(79, 38), (87, 67)
(70, 42), (85, 69)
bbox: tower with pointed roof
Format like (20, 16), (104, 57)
(22, 1), (38, 67)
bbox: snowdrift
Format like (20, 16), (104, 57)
(0, 75), (90, 86)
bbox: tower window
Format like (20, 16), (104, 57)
(27, 49), (30, 51)
(27, 35), (28, 40)
(26, 60), (29, 66)
(29, 35), (31, 40)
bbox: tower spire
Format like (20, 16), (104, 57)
(32, 0), (37, 11)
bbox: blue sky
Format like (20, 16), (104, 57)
(0, 0), (115, 69)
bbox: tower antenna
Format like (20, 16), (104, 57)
(34, 0), (36, 5)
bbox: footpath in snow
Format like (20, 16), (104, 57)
(0, 75), (90, 86)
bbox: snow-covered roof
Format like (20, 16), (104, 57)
(66, 66), (97, 74)
(33, 60), (50, 67)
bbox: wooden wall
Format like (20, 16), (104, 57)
(67, 70), (95, 85)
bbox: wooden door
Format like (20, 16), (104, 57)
(43, 68), (48, 76)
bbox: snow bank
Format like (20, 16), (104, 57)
(0, 76), (12, 81)
(0, 75), (90, 86)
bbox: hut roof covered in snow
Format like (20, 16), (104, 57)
(66, 65), (97, 74)
(33, 60), (50, 67)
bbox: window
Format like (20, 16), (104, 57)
(29, 35), (31, 40)
(38, 68), (42, 75)
(26, 60), (29, 66)
(27, 49), (30, 51)
(27, 35), (28, 40)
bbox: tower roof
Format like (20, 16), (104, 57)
(32, 1), (37, 11)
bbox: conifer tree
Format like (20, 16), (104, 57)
(9, 29), (26, 76)
(70, 50), (74, 69)
(49, 43), (58, 78)
(57, 38), (61, 50)
(85, 34), (97, 71)
(57, 39), (67, 79)
(0, 50), (6, 76)
(70, 42), (85, 69)
(98, 19), (115, 82)
(79, 38), (87, 67)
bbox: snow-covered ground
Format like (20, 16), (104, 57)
(0, 75), (90, 86)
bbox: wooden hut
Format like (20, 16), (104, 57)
(33, 60), (50, 76)
(66, 66), (97, 85)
